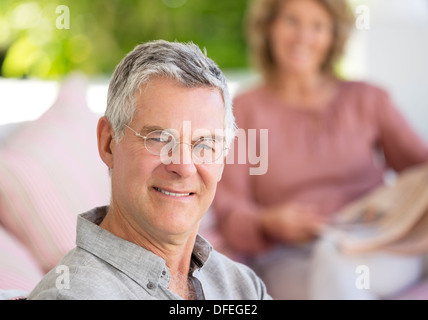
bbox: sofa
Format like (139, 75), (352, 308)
(0, 74), (427, 300)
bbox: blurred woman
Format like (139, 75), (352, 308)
(213, 0), (428, 299)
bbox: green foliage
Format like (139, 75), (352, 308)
(0, 0), (250, 79)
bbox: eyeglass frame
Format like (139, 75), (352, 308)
(124, 124), (228, 164)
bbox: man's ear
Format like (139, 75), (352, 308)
(97, 116), (115, 169)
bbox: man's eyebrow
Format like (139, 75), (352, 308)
(139, 125), (225, 140)
(139, 125), (166, 135)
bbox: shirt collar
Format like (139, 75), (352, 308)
(76, 206), (212, 295)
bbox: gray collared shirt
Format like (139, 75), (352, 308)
(28, 206), (271, 300)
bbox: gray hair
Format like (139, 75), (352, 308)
(105, 40), (236, 152)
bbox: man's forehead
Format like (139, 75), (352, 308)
(132, 78), (225, 135)
(135, 77), (224, 107)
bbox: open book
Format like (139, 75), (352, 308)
(321, 163), (428, 255)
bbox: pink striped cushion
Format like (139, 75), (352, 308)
(0, 224), (44, 292)
(0, 74), (110, 273)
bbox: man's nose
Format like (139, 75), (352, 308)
(164, 142), (197, 178)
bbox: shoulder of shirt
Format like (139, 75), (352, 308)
(204, 249), (272, 299)
(205, 249), (269, 292)
(28, 247), (138, 300)
(231, 85), (272, 127)
(233, 84), (267, 107)
(339, 79), (390, 98)
(233, 80), (390, 107)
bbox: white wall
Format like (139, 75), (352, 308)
(343, 0), (428, 142)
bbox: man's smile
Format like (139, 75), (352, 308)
(153, 186), (195, 198)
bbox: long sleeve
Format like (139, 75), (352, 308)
(375, 88), (428, 171)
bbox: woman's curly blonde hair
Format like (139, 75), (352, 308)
(245, 0), (355, 79)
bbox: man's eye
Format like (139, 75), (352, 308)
(194, 139), (215, 152)
(147, 131), (174, 144)
(194, 143), (213, 151)
(149, 137), (169, 143)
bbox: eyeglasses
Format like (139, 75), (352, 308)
(124, 125), (226, 164)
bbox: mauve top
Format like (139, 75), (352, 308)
(212, 81), (428, 254)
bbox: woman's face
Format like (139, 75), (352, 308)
(269, 0), (334, 77)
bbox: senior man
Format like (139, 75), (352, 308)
(28, 40), (271, 300)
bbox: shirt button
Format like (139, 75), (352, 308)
(147, 281), (155, 290)
(162, 270), (166, 276)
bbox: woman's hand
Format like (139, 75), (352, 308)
(259, 202), (327, 244)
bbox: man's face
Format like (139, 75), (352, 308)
(109, 77), (225, 242)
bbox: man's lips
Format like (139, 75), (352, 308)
(153, 186), (195, 197)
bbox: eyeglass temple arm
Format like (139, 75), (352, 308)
(124, 125), (147, 139)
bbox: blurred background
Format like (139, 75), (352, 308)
(0, 0), (427, 139)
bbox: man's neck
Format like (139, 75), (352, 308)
(99, 206), (198, 298)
